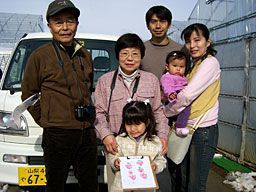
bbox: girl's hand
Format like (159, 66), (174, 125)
(114, 159), (120, 169)
(151, 162), (157, 172)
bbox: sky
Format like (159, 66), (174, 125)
(0, 0), (198, 39)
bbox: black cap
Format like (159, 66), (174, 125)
(46, 0), (80, 22)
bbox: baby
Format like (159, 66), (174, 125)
(161, 51), (190, 136)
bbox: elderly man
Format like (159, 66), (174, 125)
(21, 1), (97, 191)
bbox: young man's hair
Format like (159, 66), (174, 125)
(145, 5), (172, 27)
(115, 33), (145, 60)
(119, 101), (157, 141)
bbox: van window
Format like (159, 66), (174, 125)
(3, 38), (118, 91)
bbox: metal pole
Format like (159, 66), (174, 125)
(239, 38), (250, 164)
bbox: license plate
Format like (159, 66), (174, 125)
(18, 166), (47, 186)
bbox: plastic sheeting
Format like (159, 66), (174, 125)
(188, 0), (256, 168)
(0, 13), (43, 45)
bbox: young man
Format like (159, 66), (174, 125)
(21, 1), (97, 191)
(141, 6), (185, 192)
(141, 5), (183, 80)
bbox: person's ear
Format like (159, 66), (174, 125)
(146, 120), (150, 127)
(206, 38), (212, 48)
(165, 64), (169, 71)
(168, 22), (171, 29)
(47, 23), (52, 33)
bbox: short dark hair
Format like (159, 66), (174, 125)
(115, 33), (145, 60)
(119, 101), (157, 141)
(165, 51), (190, 75)
(165, 50), (187, 64)
(145, 5), (172, 27)
(181, 23), (217, 59)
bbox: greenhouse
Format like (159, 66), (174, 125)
(0, 13), (43, 46)
(189, 0), (256, 170)
(0, 12), (43, 71)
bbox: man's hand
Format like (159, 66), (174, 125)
(103, 135), (118, 155)
(160, 138), (167, 155)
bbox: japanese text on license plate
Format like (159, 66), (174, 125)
(18, 166), (46, 186)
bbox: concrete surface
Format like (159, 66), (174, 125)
(207, 166), (236, 192)
(1, 164), (236, 192)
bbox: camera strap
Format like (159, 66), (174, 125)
(106, 69), (118, 122)
(78, 56), (94, 105)
(106, 69), (140, 122)
(52, 41), (89, 106)
(52, 41), (76, 107)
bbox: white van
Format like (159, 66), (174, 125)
(0, 32), (118, 188)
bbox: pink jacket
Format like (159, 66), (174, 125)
(94, 70), (169, 140)
(160, 73), (187, 103)
(164, 57), (221, 128)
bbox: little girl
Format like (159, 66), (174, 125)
(108, 101), (166, 192)
(160, 51), (190, 136)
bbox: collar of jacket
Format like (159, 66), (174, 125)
(117, 69), (141, 79)
(120, 132), (148, 143)
(53, 39), (83, 57)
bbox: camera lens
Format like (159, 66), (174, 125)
(74, 106), (85, 121)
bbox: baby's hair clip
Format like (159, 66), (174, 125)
(127, 98), (133, 103)
(144, 99), (150, 105)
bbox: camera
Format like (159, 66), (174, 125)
(74, 105), (96, 122)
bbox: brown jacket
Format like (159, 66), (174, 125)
(21, 40), (94, 129)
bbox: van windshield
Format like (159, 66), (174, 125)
(3, 38), (117, 91)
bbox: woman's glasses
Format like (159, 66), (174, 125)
(119, 51), (141, 60)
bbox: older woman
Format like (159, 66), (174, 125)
(94, 33), (169, 191)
